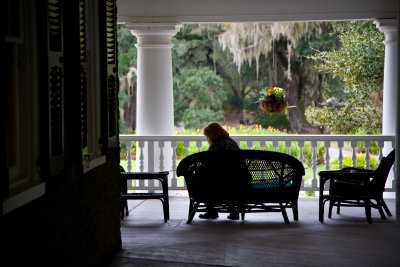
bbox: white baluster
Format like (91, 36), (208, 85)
(273, 141), (278, 152)
(148, 141), (155, 172)
(324, 140), (330, 170)
(159, 141), (164, 172)
(338, 141), (344, 169)
(365, 141), (371, 169)
(139, 140), (144, 172)
(298, 140), (305, 190)
(126, 141), (132, 172)
(196, 140), (202, 152)
(378, 140), (384, 160)
(260, 140), (266, 150)
(247, 140), (253, 149)
(285, 140), (291, 155)
(298, 140), (304, 165)
(171, 141), (177, 188)
(351, 140), (357, 167)
(311, 140), (318, 189)
(138, 141), (145, 188)
(184, 140), (189, 157)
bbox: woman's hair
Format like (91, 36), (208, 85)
(203, 122), (229, 144)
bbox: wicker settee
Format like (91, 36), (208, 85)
(176, 150), (305, 224)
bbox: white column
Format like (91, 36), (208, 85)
(375, 19), (398, 200)
(375, 19), (398, 137)
(127, 23), (181, 172)
(128, 23), (181, 136)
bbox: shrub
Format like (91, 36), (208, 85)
(330, 154), (379, 169)
(355, 141), (379, 155)
(302, 142), (326, 168)
(176, 141), (208, 159)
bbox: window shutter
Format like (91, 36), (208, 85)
(104, 0), (118, 149)
(79, 0), (88, 154)
(47, 0), (64, 176)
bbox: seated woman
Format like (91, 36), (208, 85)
(199, 122), (241, 220)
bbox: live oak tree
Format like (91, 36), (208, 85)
(174, 67), (227, 128)
(218, 22), (335, 133)
(306, 21), (384, 134)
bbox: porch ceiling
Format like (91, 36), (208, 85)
(117, 0), (398, 23)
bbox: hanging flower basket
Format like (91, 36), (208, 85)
(261, 99), (288, 113)
(258, 86), (288, 113)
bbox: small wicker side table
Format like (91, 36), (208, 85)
(120, 171), (170, 222)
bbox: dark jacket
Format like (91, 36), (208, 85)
(208, 137), (239, 151)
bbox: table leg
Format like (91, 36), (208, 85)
(319, 176), (324, 223)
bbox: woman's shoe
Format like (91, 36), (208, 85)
(227, 212), (239, 220)
(199, 211), (219, 219)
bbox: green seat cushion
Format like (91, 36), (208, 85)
(251, 179), (293, 190)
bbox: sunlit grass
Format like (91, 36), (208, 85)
(175, 124), (284, 135)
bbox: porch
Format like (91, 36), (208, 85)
(107, 196), (399, 267)
(115, 2), (398, 267)
(116, 0), (399, 223)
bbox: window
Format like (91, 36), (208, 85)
(3, 0), (44, 214)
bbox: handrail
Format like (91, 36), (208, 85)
(119, 134), (395, 194)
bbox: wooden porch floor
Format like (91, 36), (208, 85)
(107, 196), (399, 267)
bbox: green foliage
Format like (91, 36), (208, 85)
(174, 67), (227, 128)
(117, 22), (381, 134)
(117, 25), (137, 76)
(258, 86), (286, 102)
(295, 25), (339, 57)
(311, 21), (384, 92)
(119, 141), (137, 160)
(175, 141), (209, 159)
(117, 25), (138, 134)
(255, 111), (290, 131)
(305, 102), (382, 134)
(302, 142), (326, 167)
(306, 191), (316, 197)
(356, 141), (379, 155)
(330, 155), (379, 169)
(306, 21), (384, 134)
(118, 86), (128, 133)
(295, 23), (346, 101)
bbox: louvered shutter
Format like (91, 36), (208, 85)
(102, 0), (118, 150)
(47, 0), (64, 176)
(79, 0), (88, 156)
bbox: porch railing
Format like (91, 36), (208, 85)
(119, 134), (396, 194)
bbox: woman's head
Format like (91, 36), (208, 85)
(203, 122), (229, 144)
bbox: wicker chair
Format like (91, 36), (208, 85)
(319, 149), (395, 223)
(177, 150), (305, 224)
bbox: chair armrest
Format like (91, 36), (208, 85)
(342, 167), (373, 173)
(319, 170), (371, 190)
(319, 170), (371, 180)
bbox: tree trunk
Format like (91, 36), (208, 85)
(287, 73), (321, 134)
(120, 75), (136, 133)
(123, 78), (136, 133)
